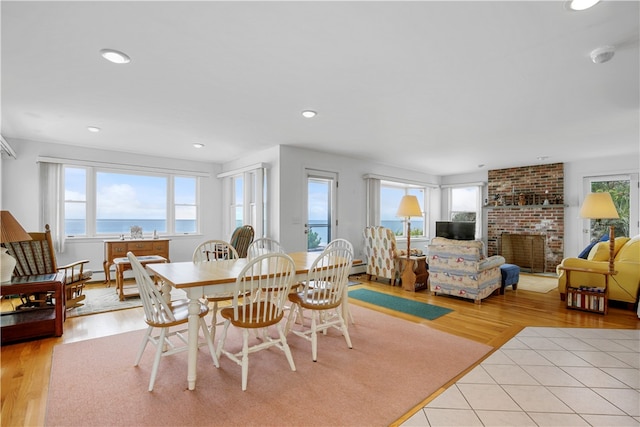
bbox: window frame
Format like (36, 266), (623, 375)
(218, 163), (267, 239)
(379, 180), (428, 239)
(62, 164), (201, 238)
(444, 184), (483, 239)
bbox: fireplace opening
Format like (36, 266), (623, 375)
(501, 233), (546, 273)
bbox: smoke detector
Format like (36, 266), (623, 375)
(590, 46), (615, 64)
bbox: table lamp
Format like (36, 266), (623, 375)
(579, 192), (619, 273)
(396, 195), (423, 260)
(0, 211), (33, 283)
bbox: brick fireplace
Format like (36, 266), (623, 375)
(486, 163), (564, 273)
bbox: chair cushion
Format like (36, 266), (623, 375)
(588, 237), (631, 261)
(615, 235), (640, 263)
(64, 269), (93, 284)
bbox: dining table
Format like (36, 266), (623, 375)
(147, 251), (350, 390)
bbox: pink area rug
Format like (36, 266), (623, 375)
(46, 305), (491, 426)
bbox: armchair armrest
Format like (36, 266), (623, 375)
(56, 259), (92, 283)
(57, 259), (91, 270)
(478, 255), (505, 272)
(558, 265), (617, 276)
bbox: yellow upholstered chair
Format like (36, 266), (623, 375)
(557, 235), (640, 305)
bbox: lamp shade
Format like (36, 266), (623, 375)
(579, 193), (619, 219)
(1, 211), (32, 243)
(396, 195), (422, 218)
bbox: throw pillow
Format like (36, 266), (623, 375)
(588, 241), (610, 261)
(578, 234), (609, 259)
(614, 237), (630, 257)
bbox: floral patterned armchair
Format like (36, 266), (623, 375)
(363, 226), (400, 284)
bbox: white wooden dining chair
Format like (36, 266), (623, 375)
(323, 238), (356, 323)
(192, 240), (239, 343)
(216, 252), (297, 391)
(246, 237), (285, 259)
(285, 245), (353, 361)
(128, 252), (218, 391)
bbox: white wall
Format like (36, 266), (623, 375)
(1, 138), (223, 281)
(3, 138), (638, 278)
(277, 145), (440, 259)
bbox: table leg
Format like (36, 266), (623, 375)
(401, 258), (417, 291)
(103, 260), (111, 285)
(342, 285), (351, 327)
(116, 266), (125, 301)
(159, 280), (172, 304)
(187, 295), (201, 390)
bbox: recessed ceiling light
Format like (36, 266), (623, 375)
(301, 110), (317, 118)
(566, 0), (600, 11)
(87, 126), (101, 133)
(537, 156), (549, 161)
(193, 143), (205, 148)
(100, 48), (131, 64)
(590, 46), (615, 64)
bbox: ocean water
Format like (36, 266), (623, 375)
(65, 219), (196, 236)
(381, 220), (424, 235)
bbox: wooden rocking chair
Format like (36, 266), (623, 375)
(4, 224), (92, 309)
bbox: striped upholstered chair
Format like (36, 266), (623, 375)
(4, 224), (92, 308)
(229, 225), (255, 258)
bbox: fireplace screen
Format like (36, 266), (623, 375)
(500, 233), (546, 273)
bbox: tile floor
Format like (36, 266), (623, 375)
(403, 327), (640, 427)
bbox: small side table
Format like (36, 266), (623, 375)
(1, 273), (65, 344)
(559, 266), (614, 315)
(400, 256), (429, 292)
(113, 256), (167, 301)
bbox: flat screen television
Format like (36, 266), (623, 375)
(435, 221), (476, 241)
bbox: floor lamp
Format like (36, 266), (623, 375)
(579, 192), (619, 273)
(396, 195), (423, 260)
(1, 211), (33, 283)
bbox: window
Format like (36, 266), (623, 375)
(219, 164), (266, 239)
(582, 173), (639, 246)
(380, 181), (426, 237)
(64, 167), (87, 235)
(232, 175), (244, 228)
(63, 166), (199, 237)
(175, 176), (198, 234)
(446, 184), (483, 239)
(450, 187), (478, 222)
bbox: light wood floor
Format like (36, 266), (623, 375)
(2, 275), (638, 427)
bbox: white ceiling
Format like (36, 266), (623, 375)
(2, 1), (639, 176)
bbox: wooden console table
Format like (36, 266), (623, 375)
(400, 256), (429, 292)
(1, 273), (65, 345)
(103, 238), (170, 284)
